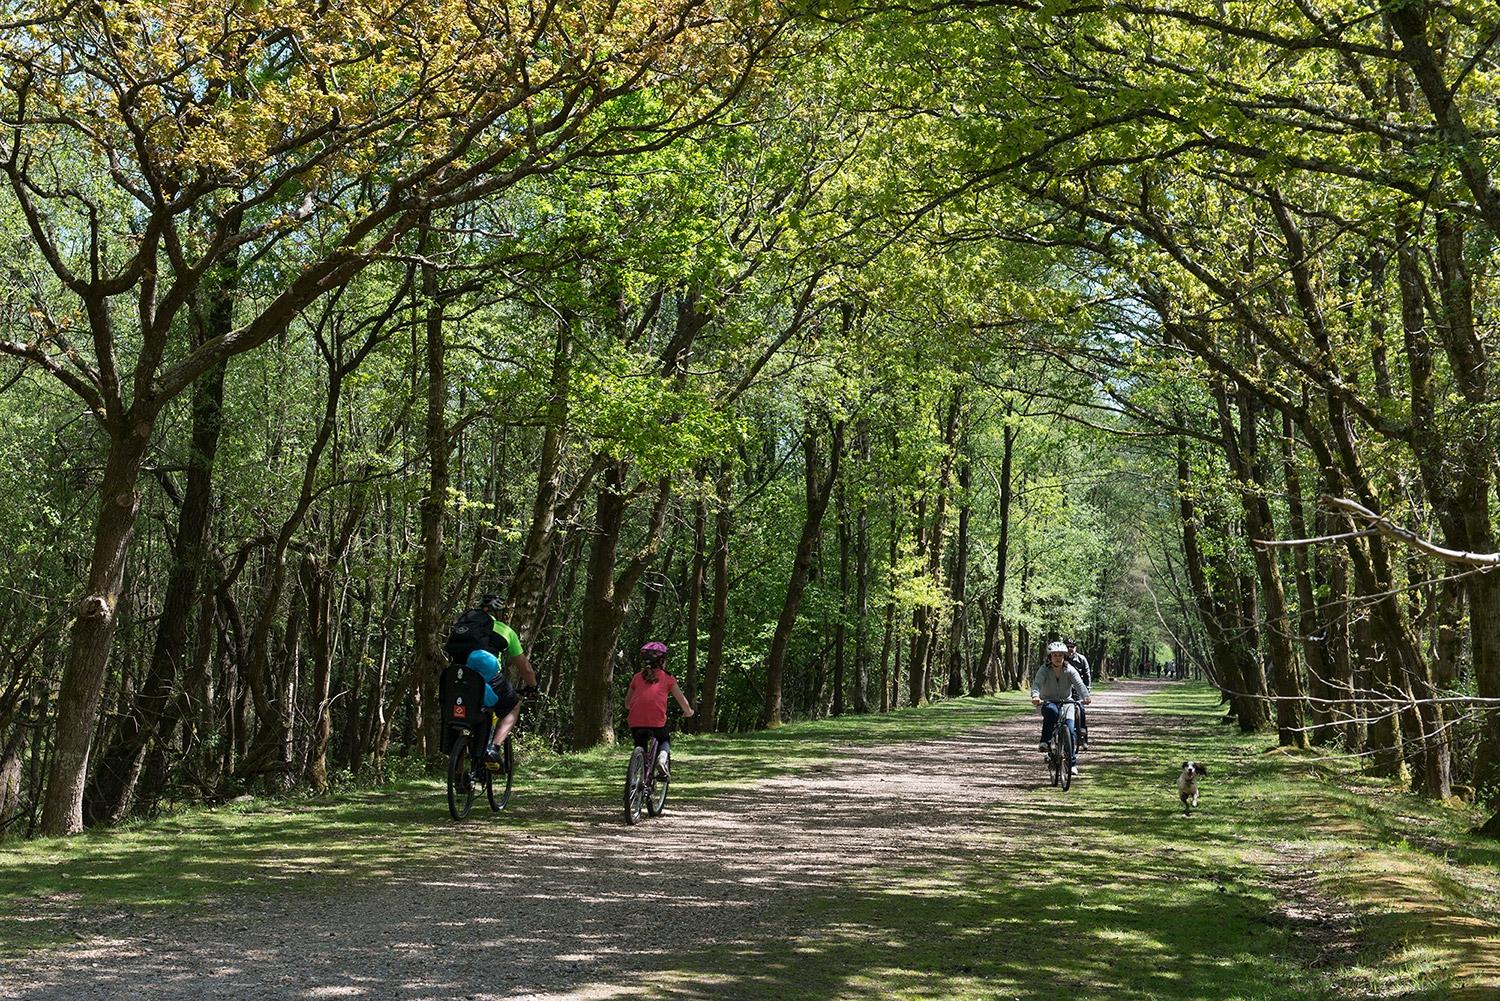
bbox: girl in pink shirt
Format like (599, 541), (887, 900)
(626, 642), (695, 776)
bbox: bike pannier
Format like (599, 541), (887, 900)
(439, 663), (488, 754)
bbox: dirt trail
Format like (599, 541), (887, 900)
(4, 682), (1172, 1000)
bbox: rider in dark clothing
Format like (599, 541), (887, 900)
(450, 594), (536, 764)
(1064, 638), (1091, 749)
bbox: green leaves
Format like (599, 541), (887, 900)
(574, 361), (739, 476)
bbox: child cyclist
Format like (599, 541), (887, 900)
(626, 642), (694, 776)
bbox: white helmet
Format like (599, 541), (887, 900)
(1046, 641), (1067, 655)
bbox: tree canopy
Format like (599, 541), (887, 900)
(3, 0), (1499, 838)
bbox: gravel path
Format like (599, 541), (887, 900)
(3, 682), (1171, 1000)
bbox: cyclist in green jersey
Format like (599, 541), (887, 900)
(461, 595), (536, 764)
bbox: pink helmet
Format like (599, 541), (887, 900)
(640, 641), (668, 661)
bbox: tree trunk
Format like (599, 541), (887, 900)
(907, 496), (929, 708)
(505, 319), (575, 641)
(1315, 505), (1360, 750)
(879, 502), (897, 714)
(1216, 385), (1307, 747)
(977, 424), (1015, 694)
(302, 553), (336, 793)
(85, 347), (228, 824)
(763, 420), (844, 727)
(573, 462), (672, 748)
(685, 486), (707, 721)
(833, 477), (850, 716)
(950, 442), (972, 698)
(1003, 623), (1015, 690)
(852, 422), (871, 714)
(1279, 415), (1333, 744)
(1, 726), (31, 837)
(41, 418), (154, 835)
(573, 461), (630, 748)
(1176, 436), (1267, 732)
(700, 465), (732, 733)
(410, 236), (450, 760)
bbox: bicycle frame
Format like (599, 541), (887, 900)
(624, 727), (673, 824)
(1043, 698), (1081, 723)
(1041, 699), (1082, 789)
(643, 734), (660, 794)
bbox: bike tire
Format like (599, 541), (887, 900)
(647, 753), (670, 817)
(1059, 726), (1075, 791)
(488, 735), (514, 812)
(447, 733), (476, 821)
(624, 747), (646, 825)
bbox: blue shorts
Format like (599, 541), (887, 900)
(466, 650), (520, 716)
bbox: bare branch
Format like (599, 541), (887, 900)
(1323, 496), (1500, 568)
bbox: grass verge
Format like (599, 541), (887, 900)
(634, 682), (1498, 1000)
(641, 682), (1340, 1001)
(0, 695), (1017, 956)
(1135, 683), (1500, 1000)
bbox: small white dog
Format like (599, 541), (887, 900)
(1178, 761), (1208, 815)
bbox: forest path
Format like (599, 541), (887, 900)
(6, 681), (1280, 1001)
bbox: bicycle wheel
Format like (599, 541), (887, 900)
(1048, 737), (1061, 787)
(1059, 726), (1075, 792)
(447, 733), (476, 821)
(624, 747), (646, 825)
(488, 735), (514, 812)
(647, 751), (670, 817)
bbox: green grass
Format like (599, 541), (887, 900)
(637, 683), (1339, 1001)
(630, 682), (1497, 1000)
(0, 694), (1016, 955)
(6, 683), (1496, 1000)
(654, 858), (1325, 1001)
(1131, 683), (1500, 1000)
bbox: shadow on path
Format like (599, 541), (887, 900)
(2, 682), (1332, 1001)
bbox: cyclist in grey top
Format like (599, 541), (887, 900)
(1031, 640), (1091, 776)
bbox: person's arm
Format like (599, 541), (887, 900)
(1071, 668), (1091, 704)
(493, 620), (537, 688)
(512, 652), (537, 689)
(1030, 666), (1044, 705)
(669, 678), (695, 717)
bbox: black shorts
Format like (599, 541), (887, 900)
(490, 676), (520, 719)
(631, 726), (670, 750)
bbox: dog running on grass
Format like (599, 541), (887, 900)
(1178, 761), (1208, 815)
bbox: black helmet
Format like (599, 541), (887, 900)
(479, 593), (503, 614)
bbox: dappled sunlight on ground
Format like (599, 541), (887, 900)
(2, 681), (1493, 999)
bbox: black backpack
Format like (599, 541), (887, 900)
(443, 608), (498, 665)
